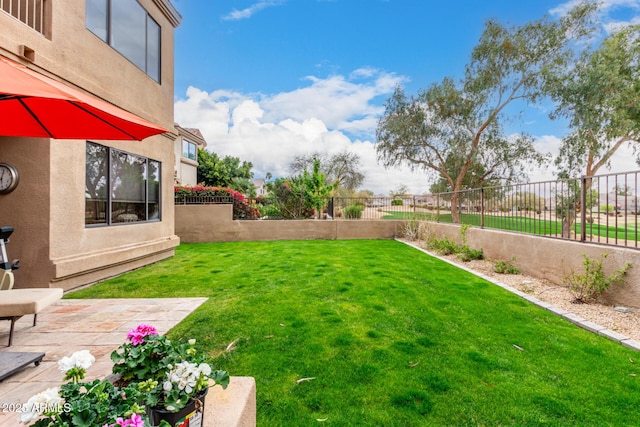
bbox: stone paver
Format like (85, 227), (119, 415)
(0, 297), (207, 427)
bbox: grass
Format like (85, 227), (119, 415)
(67, 240), (640, 426)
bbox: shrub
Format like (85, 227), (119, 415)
(344, 205), (363, 219)
(391, 199), (403, 206)
(494, 258), (520, 274)
(398, 220), (433, 241)
(563, 254), (631, 303)
(427, 236), (458, 256)
(427, 225), (483, 262)
(457, 246), (483, 262)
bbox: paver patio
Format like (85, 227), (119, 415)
(0, 297), (207, 426)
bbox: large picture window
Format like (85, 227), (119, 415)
(85, 142), (161, 225)
(86, 0), (161, 81)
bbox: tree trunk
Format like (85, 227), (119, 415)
(562, 216), (573, 239)
(451, 193), (461, 224)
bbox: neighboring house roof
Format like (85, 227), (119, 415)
(252, 178), (265, 187)
(175, 124), (207, 148)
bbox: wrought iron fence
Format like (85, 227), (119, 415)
(175, 170), (640, 249)
(431, 171), (640, 248)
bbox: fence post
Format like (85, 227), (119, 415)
(413, 196), (416, 219)
(436, 193), (440, 222)
(480, 188), (485, 229)
(580, 176), (587, 242)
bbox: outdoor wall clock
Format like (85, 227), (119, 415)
(0, 163), (19, 194)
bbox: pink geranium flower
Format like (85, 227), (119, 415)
(126, 324), (158, 345)
(103, 413), (144, 427)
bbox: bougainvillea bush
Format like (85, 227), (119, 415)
(174, 185), (259, 220)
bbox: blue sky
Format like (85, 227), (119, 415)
(172, 0), (640, 194)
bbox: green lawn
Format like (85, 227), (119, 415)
(68, 240), (640, 426)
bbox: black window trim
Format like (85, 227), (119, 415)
(85, 141), (162, 228)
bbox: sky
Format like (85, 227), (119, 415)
(171, 0), (640, 195)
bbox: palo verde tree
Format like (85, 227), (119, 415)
(376, 2), (597, 223)
(549, 24), (640, 179)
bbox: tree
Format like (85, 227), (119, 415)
(429, 153), (500, 193)
(299, 158), (334, 219)
(197, 149), (255, 194)
(549, 24), (640, 178)
(376, 2), (596, 223)
(389, 185), (409, 199)
(289, 150), (364, 191)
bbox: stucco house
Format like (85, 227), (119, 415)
(174, 124), (207, 187)
(0, 0), (182, 290)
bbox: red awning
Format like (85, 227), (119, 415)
(0, 56), (168, 140)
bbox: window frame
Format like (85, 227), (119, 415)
(182, 140), (197, 161)
(85, 141), (162, 227)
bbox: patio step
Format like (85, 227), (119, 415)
(205, 376), (256, 427)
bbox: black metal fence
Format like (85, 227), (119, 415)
(175, 170), (640, 249)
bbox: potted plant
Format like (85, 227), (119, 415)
(110, 324), (230, 426)
(19, 350), (148, 427)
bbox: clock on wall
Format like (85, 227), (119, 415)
(0, 163), (19, 194)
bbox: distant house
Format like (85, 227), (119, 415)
(175, 125), (207, 186)
(252, 179), (267, 196)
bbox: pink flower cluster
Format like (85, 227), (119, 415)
(103, 413), (144, 427)
(126, 324), (158, 346)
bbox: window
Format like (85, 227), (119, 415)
(85, 142), (161, 225)
(86, 0), (161, 81)
(182, 140), (197, 161)
(1, 0), (50, 37)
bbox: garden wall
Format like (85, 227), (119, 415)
(175, 205), (402, 242)
(175, 205), (640, 308)
(428, 222), (640, 308)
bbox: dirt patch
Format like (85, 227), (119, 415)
(400, 239), (640, 343)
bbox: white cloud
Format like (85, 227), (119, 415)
(174, 70), (429, 195)
(221, 1), (285, 21)
(550, 0), (640, 33)
(527, 134), (640, 183)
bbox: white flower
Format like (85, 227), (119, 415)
(198, 363), (212, 376)
(73, 350), (95, 369)
(57, 356), (75, 373)
(166, 405), (176, 412)
(58, 350), (95, 372)
(188, 339), (196, 346)
(163, 381), (173, 391)
(18, 387), (63, 424)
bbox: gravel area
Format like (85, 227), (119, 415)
(400, 239), (640, 342)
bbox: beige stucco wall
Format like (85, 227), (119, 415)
(175, 205), (402, 242)
(0, 1), (181, 290)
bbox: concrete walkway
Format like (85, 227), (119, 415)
(0, 297), (215, 426)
